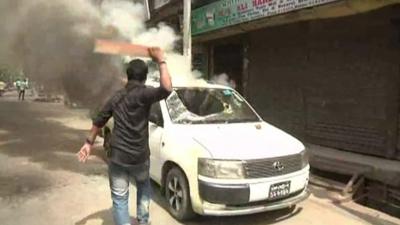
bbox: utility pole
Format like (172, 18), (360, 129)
(183, 0), (192, 68)
(144, 0), (151, 20)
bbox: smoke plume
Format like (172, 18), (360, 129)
(0, 0), (230, 109)
(0, 0), (188, 108)
(211, 73), (237, 89)
(0, 0), (131, 107)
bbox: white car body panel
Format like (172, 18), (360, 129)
(145, 86), (309, 216)
(178, 122), (304, 160)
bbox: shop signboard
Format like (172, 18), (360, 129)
(192, 0), (340, 35)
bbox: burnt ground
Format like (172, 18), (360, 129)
(0, 90), (399, 225)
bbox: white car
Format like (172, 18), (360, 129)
(103, 83), (309, 221)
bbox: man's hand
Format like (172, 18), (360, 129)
(148, 47), (172, 92)
(149, 47), (164, 63)
(77, 143), (92, 163)
(77, 125), (100, 163)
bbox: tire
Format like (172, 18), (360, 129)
(103, 130), (112, 158)
(165, 167), (195, 221)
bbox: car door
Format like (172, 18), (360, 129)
(148, 102), (164, 183)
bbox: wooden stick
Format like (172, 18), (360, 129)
(94, 39), (150, 57)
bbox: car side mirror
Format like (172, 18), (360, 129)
(149, 114), (163, 127)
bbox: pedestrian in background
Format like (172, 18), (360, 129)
(0, 80), (6, 97)
(16, 78), (28, 101)
(77, 47), (172, 225)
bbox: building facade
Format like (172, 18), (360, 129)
(147, 0), (400, 214)
(148, 0), (400, 161)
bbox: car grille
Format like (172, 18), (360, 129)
(243, 154), (303, 178)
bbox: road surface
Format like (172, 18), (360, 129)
(0, 91), (399, 225)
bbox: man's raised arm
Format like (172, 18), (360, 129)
(149, 47), (172, 92)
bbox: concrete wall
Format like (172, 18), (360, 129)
(247, 6), (400, 159)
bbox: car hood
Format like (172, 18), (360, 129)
(171, 122), (304, 160)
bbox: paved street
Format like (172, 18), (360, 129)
(0, 91), (399, 225)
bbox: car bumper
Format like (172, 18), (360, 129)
(201, 188), (309, 216)
(197, 166), (309, 216)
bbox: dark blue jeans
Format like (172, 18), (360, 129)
(108, 160), (151, 225)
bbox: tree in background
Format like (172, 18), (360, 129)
(0, 65), (24, 86)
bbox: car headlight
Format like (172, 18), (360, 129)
(300, 150), (309, 168)
(198, 158), (245, 179)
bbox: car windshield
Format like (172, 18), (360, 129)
(166, 87), (261, 124)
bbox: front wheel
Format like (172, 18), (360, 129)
(165, 167), (195, 221)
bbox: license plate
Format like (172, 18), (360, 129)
(269, 181), (291, 199)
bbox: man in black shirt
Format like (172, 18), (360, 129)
(77, 47), (172, 225)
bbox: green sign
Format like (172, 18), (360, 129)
(192, 0), (339, 35)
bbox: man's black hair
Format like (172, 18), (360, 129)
(126, 59), (148, 82)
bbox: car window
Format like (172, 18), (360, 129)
(150, 102), (163, 127)
(166, 88), (261, 124)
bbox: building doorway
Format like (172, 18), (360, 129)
(213, 44), (244, 94)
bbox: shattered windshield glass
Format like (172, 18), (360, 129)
(166, 88), (261, 124)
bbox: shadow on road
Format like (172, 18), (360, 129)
(0, 172), (52, 204)
(74, 181), (302, 225)
(152, 181), (302, 225)
(75, 208), (114, 225)
(75, 208), (156, 225)
(0, 101), (108, 176)
(184, 207), (303, 225)
(75, 206), (302, 225)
